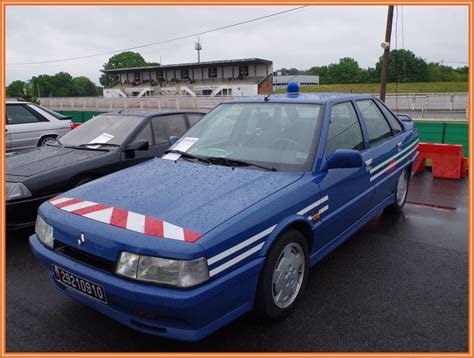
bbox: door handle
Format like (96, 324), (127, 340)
(397, 142), (403, 148)
(365, 158), (373, 166)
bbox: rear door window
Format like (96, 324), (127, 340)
(375, 100), (403, 134)
(356, 100), (393, 145)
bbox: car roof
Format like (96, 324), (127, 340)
(6, 100), (30, 104)
(223, 92), (375, 105)
(111, 109), (205, 118)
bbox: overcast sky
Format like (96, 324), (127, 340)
(6, 5), (468, 85)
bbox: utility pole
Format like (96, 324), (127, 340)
(380, 5), (394, 102)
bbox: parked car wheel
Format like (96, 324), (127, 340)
(385, 167), (409, 213)
(255, 229), (309, 320)
(38, 135), (57, 147)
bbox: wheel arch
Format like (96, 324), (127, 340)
(261, 216), (315, 257)
(37, 133), (58, 146)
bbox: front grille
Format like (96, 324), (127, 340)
(54, 241), (116, 274)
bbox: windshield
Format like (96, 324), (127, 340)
(170, 102), (323, 172)
(59, 114), (144, 148)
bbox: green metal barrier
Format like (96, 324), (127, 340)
(414, 121), (469, 157)
(57, 111), (105, 123)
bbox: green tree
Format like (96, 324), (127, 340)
(72, 76), (99, 96)
(21, 83), (40, 104)
(374, 49), (428, 83)
(328, 57), (366, 84)
(6, 80), (28, 98)
(100, 51), (149, 87)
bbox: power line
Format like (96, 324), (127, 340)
(8, 6), (307, 66)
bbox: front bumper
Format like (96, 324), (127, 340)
(7, 195), (55, 230)
(30, 234), (264, 341)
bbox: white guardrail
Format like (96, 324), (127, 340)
(39, 93), (469, 118)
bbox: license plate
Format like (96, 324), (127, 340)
(52, 265), (107, 304)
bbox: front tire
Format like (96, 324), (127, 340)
(254, 229), (309, 320)
(385, 167), (409, 213)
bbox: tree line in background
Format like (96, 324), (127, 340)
(6, 72), (102, 100)
(6, 52), (157, 100)
(7, 49), (468, 99)
(278, 49), (468, 84)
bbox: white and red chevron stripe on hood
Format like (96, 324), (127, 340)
(49, 196), (201, 243)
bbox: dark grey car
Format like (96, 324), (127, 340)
(6, 110), (205, 229)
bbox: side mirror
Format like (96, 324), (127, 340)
(169, 136), (178, 146)
(396, 113), (412, 122)
(326, 149), (363, 170)
(125, 139), (149, 151)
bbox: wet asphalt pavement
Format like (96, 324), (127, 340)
(6, 171), (468, 352)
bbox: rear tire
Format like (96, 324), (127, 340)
(254, 229), (309, 320)
(385, 167), (409, 213)
(38, 135), (57, 147)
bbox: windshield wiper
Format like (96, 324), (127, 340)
(77, 143), (120, 147)
(163, 150), (211, 165)
(207, 157), (277, 171)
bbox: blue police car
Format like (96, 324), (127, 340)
(30, 84), (419, 341)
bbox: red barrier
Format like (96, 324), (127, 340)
(416, 143), (464, 180)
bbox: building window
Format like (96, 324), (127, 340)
(181, 69), (189, 80)
(238, 66), (249, 79)
(208, 67), (218, 78)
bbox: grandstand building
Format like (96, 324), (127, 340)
(102, 58), (273, 98)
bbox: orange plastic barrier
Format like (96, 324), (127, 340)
(413, 142), (465, 180)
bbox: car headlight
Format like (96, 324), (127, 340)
(35, 215), (54, 249)
(6, 182), (32, 201)
(116, 252), (209, 288)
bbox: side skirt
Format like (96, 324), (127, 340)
(309, 193), (395, 267)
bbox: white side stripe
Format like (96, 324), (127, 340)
(83, 207), (114, 224)
(370, 140), (419, 174)
(49, 197), (72, 206)
(207, 225), (276, 266)
(297, 195), (329, 216)
(163, 222), (185, 241)
(126, 211), (145, 234)
(61, 201), (96, 212)
(209, 242), (265, 277)
(370, 146), (418, 182)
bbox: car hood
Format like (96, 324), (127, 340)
(6, 146), (107, 178)
(57, 158), (303, 237)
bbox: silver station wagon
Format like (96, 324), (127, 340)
(6, 101), (72, 153)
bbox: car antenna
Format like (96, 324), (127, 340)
(264, 74), (298, 102)
(118, 99), (144, 113)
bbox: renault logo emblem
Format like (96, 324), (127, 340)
(77, 233), (85, 247)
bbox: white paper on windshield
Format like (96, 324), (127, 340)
(87, 133), (114, 149)
(162, 137), (199, 160)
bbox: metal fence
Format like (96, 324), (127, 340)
(40, 93), (469, 118)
